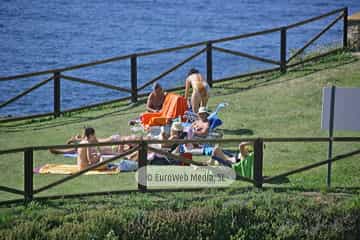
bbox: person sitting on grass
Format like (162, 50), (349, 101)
(77, 127), (102, 170)
(128, 82), (166, 126)
(209, 142), (254, 178)
(76, 128), (148, 171)
(146, 82), (166, 113)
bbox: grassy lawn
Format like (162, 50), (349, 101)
(0, 51), (360, 205)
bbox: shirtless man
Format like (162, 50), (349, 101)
(76, 128), (143, 170)
(184, 68), (210, 113)
(191, 107), (210, 137)
(77, 127), (101, 170)
(146, 82), (166, 112)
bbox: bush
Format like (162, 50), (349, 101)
(1, 192), (360, 239)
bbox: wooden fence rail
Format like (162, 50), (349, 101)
(0, 7), (347, 122)
(287, 12), (344, 63)
(137, 47), (207, 91)
(0, 135), (359, 205)
(0, 76), (53, 109)
(212, 46), (281, 65)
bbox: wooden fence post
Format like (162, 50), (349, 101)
(343, 7), (348, 49)
(253, 138), (264, 188)
(327, 86), (336, 188)
(138, 140), (147, 192)
(53, 72), (61, 118)
(280, 27), (287, 73)
(206, 42), (213, 87)
(130, 55), (138, 103)
(24, 148), (33, 203)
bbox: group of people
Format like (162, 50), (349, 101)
(54, 124), (253, 178)
(50, 68), (254, 178)
(52, 106), (212, 171)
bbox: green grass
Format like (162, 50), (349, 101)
(0, 50), (360, 203)
(1, 51), (360, 239)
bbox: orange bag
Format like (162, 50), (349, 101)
(140, 93), (187, 127)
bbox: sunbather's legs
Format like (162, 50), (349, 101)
(213, 147), (234, 162)
(67, 134), (121, 145)
(211, 143), (252, 165)
(191, 91), (201, 113)
(99, 135), (140, 154)
(98, 134), (121, 143)
(200, 92), (208, 108)
(49, 148), (77, 154)
(210, 146), (236, 166)
(99, 146), (115, 155)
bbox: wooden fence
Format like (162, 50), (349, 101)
(0, 136), (359, 205)
(0, 7), (348, 122)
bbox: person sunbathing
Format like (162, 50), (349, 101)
(127, 123), (186, 164)
(189, 107), (210, 138)
(49, 129), (138, 155)
(76, 129), (146, 171)
(209, 142), (254, 178)
(146, 82), (166, 113)
(160, 122), (186, 150)
(184, 68), (210, 113)
(127, 82), (166, 126)
(77, 127), (101, 170)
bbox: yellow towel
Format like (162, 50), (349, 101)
(38, 164), (119, 175)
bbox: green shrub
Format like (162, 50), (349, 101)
(1, 193), (360, 239)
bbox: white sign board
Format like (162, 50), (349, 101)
(322, 87), (360, 131)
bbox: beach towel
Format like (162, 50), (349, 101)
(140, 93), (187, 127)
(34, 164), (120, 175)
(109, 160), (138, 172)
(63, 153), (78, 158)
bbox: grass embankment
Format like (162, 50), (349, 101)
(1, 51), (360, 239)
(1, 190), (360, 239)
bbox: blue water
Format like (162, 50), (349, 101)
(1, 0), (359, 117)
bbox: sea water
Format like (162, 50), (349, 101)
(1, 0), (359, 116)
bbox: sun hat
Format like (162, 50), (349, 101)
(198, 106), (209, 114)
(171, 122), (184, 132)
